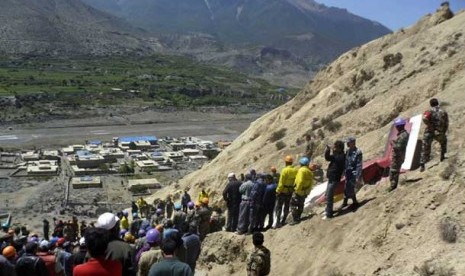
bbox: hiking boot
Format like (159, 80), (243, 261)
(419, 164), (425, 172)
(322, 215), (332, 220)
(351, 201), (360, 210)
(273, 223), (282, 229)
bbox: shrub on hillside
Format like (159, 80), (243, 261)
(270, 128), (287, 142)
(414, 260), (455, 276)
(324, 120), (342, 132)
(439, 217), (460, 243)
(275, 141), (286, 150)
(383, 53), (403, 70)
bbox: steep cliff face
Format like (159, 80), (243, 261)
(150, 6), (465, 275)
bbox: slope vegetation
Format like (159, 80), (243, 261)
(0, 0), (157, 55)
(151, 5), (465, 275)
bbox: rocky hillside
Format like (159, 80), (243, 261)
(149, 4), (465, 275)
(0, 0), (159, 55)
(82, 0), (391, 87)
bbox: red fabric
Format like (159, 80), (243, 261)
(73, 257), (122, 276)
(37, 252), (57, 276)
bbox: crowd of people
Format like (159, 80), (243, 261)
(0, 98), (448, 276)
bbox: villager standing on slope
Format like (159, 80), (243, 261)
(420, 98), (449, 172)
(342, 137), (362, 209)
(388, 118), (410, 192)
(222, 172), (242, 232)
(274, 156), (298, 228)
(290, 157), (314, 225)
(237, 174), (254, 234)
(322, 140), (345, 220)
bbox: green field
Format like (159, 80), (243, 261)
(0, 55), (297, 107)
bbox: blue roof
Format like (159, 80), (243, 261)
(76, 150), (96, 158)
(89, 140), (102, 145)
(80, 176), (93, 182)
(120, 136), (157, 143)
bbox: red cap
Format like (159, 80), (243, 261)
(57, 238), (66, 246)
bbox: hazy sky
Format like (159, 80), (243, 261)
(316, 0), (465, 30)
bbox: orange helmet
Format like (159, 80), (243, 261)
(2, 246), (16, 258)
(155, 224), (164, 232)
(124, 232), (135, 243)
(284, 155), (293, 163)
(309, 163), (318, 171)
(202, 198), (209, 205)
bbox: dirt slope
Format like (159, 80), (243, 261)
(149, 5), (465, 275)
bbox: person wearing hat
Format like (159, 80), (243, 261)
(97, 212), (135, 276)
(138, 229), (163, 276)
(237, 173), (255, 235)
(274, 155), (298, 228)
(389, 118), (410, 192)
(0, 247), (16, 275)
(120, 211), (129, 232)
(290, 157), (314, 225)
(148, 235), (192, 276)
(37, 240), (57, 276)
(15, 242), (49, 276)
(246, 232), (271, 276)
(197, 189), (209, 204)
(195, 198), (212, 241)
(55, 237), (74, 276)
(323, 140), (346, 220)
(222, 172), (242, 232)
(2, 245), (16, 264)
(342, 137), (362, 209)
(73, 227), (122, 276)
(172, 203), (187, 231)
(270, 167), (280, 184)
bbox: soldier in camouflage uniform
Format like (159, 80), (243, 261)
(388, 118), (410, 192)
(420, 98), (449, 171)
(246, 232), (271, 276)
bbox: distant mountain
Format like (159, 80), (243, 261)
(0, 0), (158, 55)
(82, 0), (391, 86)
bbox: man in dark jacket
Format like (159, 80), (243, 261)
(222, 172), (242, 232)
(262, 175), (277, 230)
(15, 242), (48, 276)
(323, 140), (346, 220)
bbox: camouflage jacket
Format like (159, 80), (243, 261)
(423, 106), (449, 133)
(392, 129), (409, 160)
(247, 246), (271, 276)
